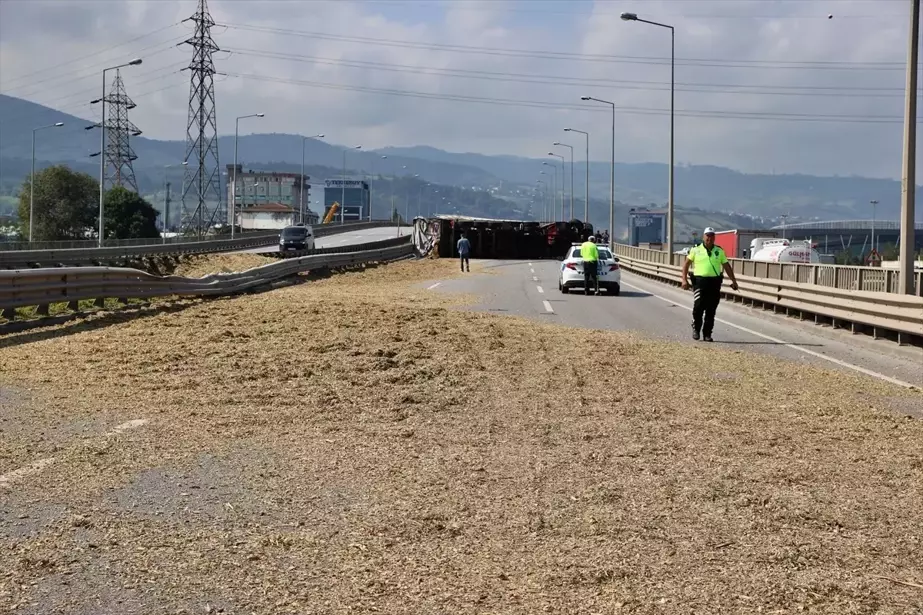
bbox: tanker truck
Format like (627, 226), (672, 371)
(748, 237), (821, 263)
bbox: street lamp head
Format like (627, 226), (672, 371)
(553, 142), (561, 146)
(182, 161), (188, 165)
(547, 152), (555, 156)
(90, 98), (102, 104)
(128, 58), (143, 66)
(620, 12), (638, 21)
(580, 96), (591, 101)
(256, 113), (265, 117)
(54, 122), (64, 127)
(564, 128), (573, 132)
(381, 155), (388, 159)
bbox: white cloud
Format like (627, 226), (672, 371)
(0, 0), (917, 178)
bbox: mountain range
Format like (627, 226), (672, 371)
(1, 93), (919, 227)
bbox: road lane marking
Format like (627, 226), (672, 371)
(110, 419), (149, 434)
(530, 268), (535, 274)
(532, 276), (538, 282)
(0, 418), (151, 489)
(528, 262), (533, 266)
(542, 300), (554, 313)
(427, 282), (442, 290)
(536, 286), (544, 294)
(0, 458), (55, 488)
(621, 280), (918, 390)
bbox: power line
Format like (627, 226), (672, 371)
(220, 22), (909, 70)
(0, 35), (188, 99)
(0, 65), (187, 131)
(225, 72), (914, 124)
(225, 46), (917, 99)
(0, 22), (184, 89)
(348, 0), (908, 19)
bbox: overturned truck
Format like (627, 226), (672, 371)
(418, 215), (593, 260)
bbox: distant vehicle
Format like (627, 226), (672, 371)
(278, 224), (315, 251)
(558, 244), (621, 295)
(713, 229), (780, 259)
(749, 238), (820, 263)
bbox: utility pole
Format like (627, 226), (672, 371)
(180, 0), (222, 237)
(870, 199), (878, 254)
(899, 0), (919, 294)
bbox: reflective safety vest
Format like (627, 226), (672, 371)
(687, 243), (728, 277)
(580, 241), (599, 262)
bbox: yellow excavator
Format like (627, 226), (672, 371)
(322, 202), (339, 224)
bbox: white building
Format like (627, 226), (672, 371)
(238, 202), (298, 231)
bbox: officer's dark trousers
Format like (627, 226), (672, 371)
(692, 276), (723, 335)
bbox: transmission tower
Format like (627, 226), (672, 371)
(180, 0), (222, 236)
(103, 69), (141, 192)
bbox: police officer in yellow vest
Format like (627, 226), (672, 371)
(681, 227), (739, 342)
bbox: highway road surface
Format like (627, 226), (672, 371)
(426, 259), (923, 391)
(235, 225), (407, 254)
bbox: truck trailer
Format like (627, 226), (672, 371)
(712, 229), (779, 259)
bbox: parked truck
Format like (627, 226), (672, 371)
(712, 229), (779, 259)
(749, 237), (821, 263)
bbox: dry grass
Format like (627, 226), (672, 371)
(0, 258), (921, 614)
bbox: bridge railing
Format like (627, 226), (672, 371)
(613, 244), (923, 296)
(0, 235), (414, 321)
(611, 243), (923, 344)
(0, 221), (400, 269)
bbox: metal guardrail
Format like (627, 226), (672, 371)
(0, 221), (399, 269)
(612, 244), (923, 297)
(0, 236), (414, 319)
(611, 245), (923, 344)
(0, 229), (277, 251)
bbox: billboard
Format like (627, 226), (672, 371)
(324, 179), (367, 190)
(628, 210), (666, 247)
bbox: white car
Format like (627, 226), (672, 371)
(558, 244), (621, 295)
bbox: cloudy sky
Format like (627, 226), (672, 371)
(0, 0), (917, 179)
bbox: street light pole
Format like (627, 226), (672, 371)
(232, 113), (265, 238)
(342, 145), (362, 224)
(581, 96), (615, 248)
(162, 161), (188, 243)
(621, 12), (675, 255)
(870, 199), (879, 254)
(92, 58), (142, 247)
(553, 142), (574, 220)
(565, 128), (589, 222)
(542, 165), (557, 221)
(548, 153), (565, 220)
(301, 133), (324, 225)
(899, 0), (919, 294)
(29, 122), (64, 242)
(369, 155), (387, 221)
(537, 179), (545, 222)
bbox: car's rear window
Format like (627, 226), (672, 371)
(570, 247), (612, 259)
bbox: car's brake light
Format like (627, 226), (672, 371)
(609, 263), (619, 271)
(565, 263), (578, 270)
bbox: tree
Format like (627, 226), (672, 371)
(103, 186), (160, 240)
(17, 165), (98, 241)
